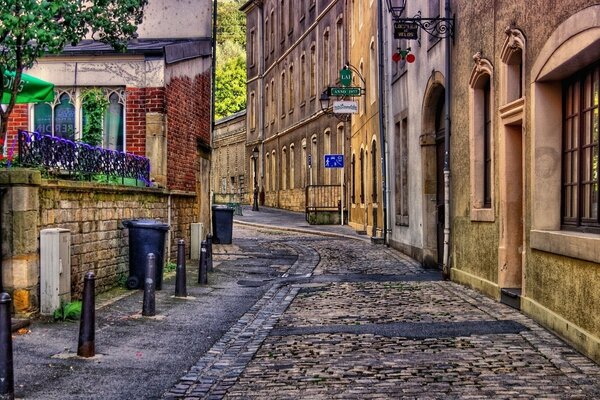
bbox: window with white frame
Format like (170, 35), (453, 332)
(32, 87), (125, 151)
(282, 146), (288, 190)
(290, 144), (295, 189)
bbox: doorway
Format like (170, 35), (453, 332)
(434, 95), (446, 270)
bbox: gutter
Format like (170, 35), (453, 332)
(442, 0), (452, 278)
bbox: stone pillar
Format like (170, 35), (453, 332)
(0, 170), (41, 316)
(146, 113), (167, 188)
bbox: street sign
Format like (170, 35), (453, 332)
(394, 22), (419, 39)
(332, 100), (358, 114)
(324, 154), (344, 168)
(340, 68), (352, 86)
(328, 87), (361, 97)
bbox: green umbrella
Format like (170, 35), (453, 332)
(1, 70), (55, 104)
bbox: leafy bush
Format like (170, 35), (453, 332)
(53, 301), (82, 321)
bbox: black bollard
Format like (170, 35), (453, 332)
(0, 292), (14, 400)
(175, 240), (187, 298)
(77, 272), (96, 358)
(142, 253), (156, 317)
(198, 241), (208, 285)
(206, 234), (213, 272)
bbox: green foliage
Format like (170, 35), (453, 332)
(215, 0), (247, 119)
(53, 301), (82, 321)
(0, 0), (147, 136)
(164, 261), (177, 273)
(215, 56), (247, 120)
(81, 88), (110, 146)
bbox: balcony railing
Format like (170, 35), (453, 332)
(17, 130), (151, 186)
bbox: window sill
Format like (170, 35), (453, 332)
(300, 101), (306, 108)
(395, 215), (409, 226)
(470, 208), (494, 222)
(288, 109), (294, 115)
(530, 229), (600, 264)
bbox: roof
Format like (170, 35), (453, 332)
(215, 109), (247, 125)
(51, 38), (212, 64)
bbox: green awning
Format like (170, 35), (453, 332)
(2, 70), (55, 104)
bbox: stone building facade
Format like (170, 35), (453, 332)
(1, 0), (214, 315)
(447, 0), (600, 363)
(212, 110), (248, 204)
(381, 1), (450, 268)
(347, 0), (384, 238)
(241, 0), (349, 213)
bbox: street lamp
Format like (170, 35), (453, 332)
(251, 147), (259, 211)
(385, 0), (407, 20)
(319, 90), (331, 113)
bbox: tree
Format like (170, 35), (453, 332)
(215, 0), (246, 119)
(0, 0), (147, 136)
(214, 56), (246, 120)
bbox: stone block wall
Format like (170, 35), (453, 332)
(1, 169), (199, 316)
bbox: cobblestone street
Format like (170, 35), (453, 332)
(165, 222), (600, 399)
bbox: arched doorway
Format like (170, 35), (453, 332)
(421, 72), (446, 269)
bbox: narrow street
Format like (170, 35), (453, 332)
(9, 208), (600, 399)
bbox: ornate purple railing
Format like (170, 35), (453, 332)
(17, 130), (151, 186)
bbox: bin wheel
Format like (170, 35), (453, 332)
(126, 276), (139, 290)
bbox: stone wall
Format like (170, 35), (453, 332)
(1, 169), (199, 316)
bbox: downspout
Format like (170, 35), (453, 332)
(377, 0), (388, 244)
(209, 0), (218, 234)
(442, 0), (452, 278)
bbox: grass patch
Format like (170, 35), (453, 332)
(53, 301), (82, 321)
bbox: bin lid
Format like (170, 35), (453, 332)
(212, 205), (234, 210)
(122, 219), (170, 231)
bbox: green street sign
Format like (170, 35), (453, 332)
(329, 87), (361, 97)
(340, 68), (352, 86)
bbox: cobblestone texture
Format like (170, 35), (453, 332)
(165, 225), (600, 399)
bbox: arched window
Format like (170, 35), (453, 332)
(469, 53), (495, 221)
(282, 146), (288, 190)
(289, 144), (295, 190)
(359, 148), (365, 203)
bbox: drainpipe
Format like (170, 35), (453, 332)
(377, 0), (388, 244)
(442, 0), (452, 278)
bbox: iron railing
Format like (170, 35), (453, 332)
(18, 130), (151, 186)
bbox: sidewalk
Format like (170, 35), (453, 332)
(233, 205), (370, 242)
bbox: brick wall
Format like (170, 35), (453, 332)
(166, 72), (212, 191)
(125, 87), (149, 156)
(4, 104), (28, 150)
(38, 181), (198, 296)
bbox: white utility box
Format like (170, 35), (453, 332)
(190, 223), (204, 260)
(40, 228), (71, 315)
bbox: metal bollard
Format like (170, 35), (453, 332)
(142, 253), (156, 317)
(77, 272), (96, 358)
(0, 293), (14, 400)
(175, 240), (187, 298)
(206, 234), (213, 272)
(198, 241), (208, 285)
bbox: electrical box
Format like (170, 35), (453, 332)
(40, 228), (71, 315)
(190, 223), (204, 260)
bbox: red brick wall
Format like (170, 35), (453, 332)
(125, 87), (147, 156)
(165, 71), (211, 191)
(5, 104), (29, 150)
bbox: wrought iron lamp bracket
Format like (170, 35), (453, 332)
(393, 10), (455, 42)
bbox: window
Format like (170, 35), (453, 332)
(360, 148), (365, 203)
(270, 10), (275, 53)
(395, 118), (409, 225)
(281, 72), (286, 118)
(249, 29), (255, 66)
(280, 0), (285, 44)
(265, 152), (270, 191)
(324, 129), (331, 184)
(336, 18), (344, 72)
(324, 29), (330, 87)
(282, 146), (288, 190)
(271, 78), (275, 123)
(310, 44), (316, 97)
(311, 134), (318, 185)
(265, 85), (270, 126)
(33, 87), (125, 151)
(265, 19), (269, 58)
(351, 153), (356, 203)
(302, 139), (307, 187)
(369, 40), (376, 104)
(288, 0), (293, 34)
(562, 63), (600, 230)
(289, 65), (294, 111)
(300, 53), (306, 103)
(290, 144), (295, 189)
(469, 53), (495, 221)
(371, 140), (378, 202)
(271, 150), (277, 191)
(359, 61), (365, 115)
(250, 91), (256, 130)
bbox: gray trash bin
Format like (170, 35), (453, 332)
(122, 219), (169, 290)
(212, 205), (234, 244)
